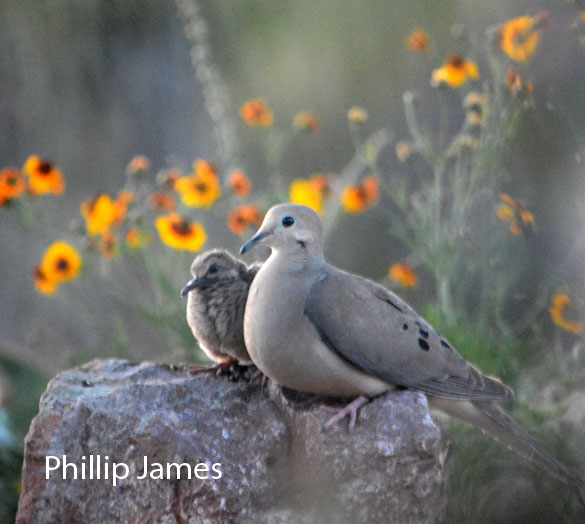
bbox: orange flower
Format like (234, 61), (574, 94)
(227, 205), (263, 236)
(81, 194), (121, 236)
(150, 191), (176, 212)
(34, 241), (82, 295)
(347, 107), (368, 124)
(155, 212), (207, 252)
(229, 169), (252, 198)
(290, 179), (323, 215)
(175, 160), (221, 209)
(23, 156), (65, 195)
(114, 191), (134, 225)
(0, 169), (26, 200)
(33, 265), (58, 296)
(341, 175), (379, 214)
(507, 69), (522, 93)
(389, 263), (418, 288)
(157, 168), (181, 189)
(309, 173), (331, 198)
(128, 156), (150, 173)
(497, 194), (534, 235)
(294, 112), (320, 133)
(99, 232), (118, 260)
(126, 228), (152, 249)
(499, 14), (547, 63)
(240, 98), (273, 127)
(395, 141), (414, 162)
(432, 54), (479, 88)
(506, 69), (534, 103)
(406, 29), (430, 53)
(550, 294), (583, 335)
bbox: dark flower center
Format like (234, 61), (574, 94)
(195, 182), (209, 193)
(38, 161), (53, 174)
(56, 257), (69, 271)
(171, 219), (192, 236)
(449, 54), (464, 69)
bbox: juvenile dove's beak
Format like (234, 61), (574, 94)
(240, 232), (267, 255)
(181, 277), (206, 297)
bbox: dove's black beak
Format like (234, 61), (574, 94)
(240, 232), (267, 255)
(181, 277), (206, 297)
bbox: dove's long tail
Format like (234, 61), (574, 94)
(428, 396), (585, 505)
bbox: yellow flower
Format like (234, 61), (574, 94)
(432, 54), (479, 88)
(0, 168), (26, 201)
(340, 175), (379, 214)
(550, 294), (583, 335)
(499, 14), (546, 63)
(347, 107), (368, 124)
(406, 29), (430, 53)
(155, 213), (207, 252)
(389, 263), (418, 288)
(229, 169), (252, 198)
(290, 179), (323, 215)
(227, 205), (263, 236)
(175, 160), (221, 209)
(81, 194), (121, 236)
(126, 228), (152, 249)
(240, 99), (273, 127)
(35, 241), (82, 296)
(294, 112), (320, 133)
(23, 156), (65, 195)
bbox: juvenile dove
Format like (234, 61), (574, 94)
(181, 249), (260, 375)
(240, 203), (585, 498)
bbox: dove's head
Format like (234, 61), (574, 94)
(240, 204), (324, 258)
(181, 249), (245, 297)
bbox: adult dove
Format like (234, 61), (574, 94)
(240, 203), (585, 498)
(181, 249), (259, 375)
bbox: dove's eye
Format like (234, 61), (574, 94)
(282, 216), (295, 227)
(208, 264), (219, 274)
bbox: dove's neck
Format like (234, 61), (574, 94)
(267, 248), (325, 275)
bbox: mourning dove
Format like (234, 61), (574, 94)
(181, 249), (260, 375)
(240, 203), (585, 498)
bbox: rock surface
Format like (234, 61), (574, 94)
(17, 359), (448, 524)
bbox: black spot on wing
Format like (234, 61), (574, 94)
(418, 338), (430, 351)
(402, 323), (408, 330)
(440, 339), (451, 349)
(419, 328), (429, 339)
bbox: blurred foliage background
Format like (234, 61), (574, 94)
(2, 0), (585, 522)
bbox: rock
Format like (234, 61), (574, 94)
(17, 359), (448, 524)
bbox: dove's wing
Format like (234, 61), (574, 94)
(305, 266), (513, 401)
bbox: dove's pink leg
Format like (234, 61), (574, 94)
(322, 396), (370, 430)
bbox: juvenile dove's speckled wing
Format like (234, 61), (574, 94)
(305, 266), (514, 401)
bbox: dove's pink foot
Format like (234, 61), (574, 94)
(322, 396), (370, 430)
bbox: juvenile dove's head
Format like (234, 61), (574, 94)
(181, 249), (246, 297)
(240, 204), (323, 256)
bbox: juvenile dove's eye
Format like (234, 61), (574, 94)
(282, 216), (295, 227)
(208, 264), (219, 274)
